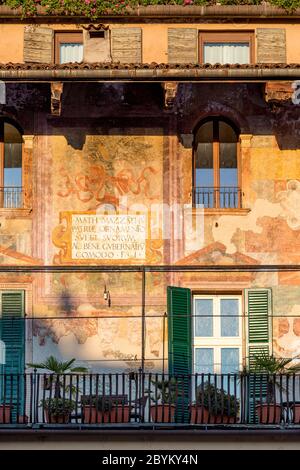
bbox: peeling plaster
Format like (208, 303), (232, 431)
(212, 198), (281, 253)
(277, 179), (300, 230)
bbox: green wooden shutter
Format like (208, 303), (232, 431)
(0, 291), (25, 421)
(167, 286), (192, 423)
(245, 288), (272, 422)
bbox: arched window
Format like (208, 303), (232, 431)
(0, 120), (23, 208)
(193, 118), (240, 209)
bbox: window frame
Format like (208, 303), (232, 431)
(193, 117), (241, 209)
(193, 294), (243, 374)
(54, 31), (83, 64)
(199, 31), (255, 64)
(0, 119), (24, 209)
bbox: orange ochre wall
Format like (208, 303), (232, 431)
(0, 20), (299, 370)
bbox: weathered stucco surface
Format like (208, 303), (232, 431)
(0, 76), (300, 369)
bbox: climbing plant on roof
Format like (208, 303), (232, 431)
(1, 0), (300, 19)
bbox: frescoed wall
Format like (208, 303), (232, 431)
(1, 77), (300, 371)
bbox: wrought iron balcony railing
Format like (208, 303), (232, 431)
(193, 187), (242, 209)
(0, 186), (23, 209)
(1, 372), (300, 428)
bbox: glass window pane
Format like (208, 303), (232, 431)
(219, 121), (237, 143)
(219, 121), (238, 207)
(204, 43), (250, 64)
(220, 299), (239, 337)
(195, 299), (213, 337)
(4, 123), (22, 188)
(221, 348), (240, 374)
(4, 123), (23, 144)
(194, 121), (214, 207)
(195, 121), (213, 187)
(195, 348), (214, 374)
(4, 147), (22, 187)
(60, 43), (83, 64)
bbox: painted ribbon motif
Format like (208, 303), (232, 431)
(57, 164), (159, 205)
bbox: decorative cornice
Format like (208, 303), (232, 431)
(1, 62), (300, 82)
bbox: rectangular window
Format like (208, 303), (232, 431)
(55, 32), (83, 64)
(199, 32), (254, 64)
(193, 295), (242, 374)
(0, 122), (23, 209)
(193, 118), (241, 209)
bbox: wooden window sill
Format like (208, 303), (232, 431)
(191, 208), (251, 216)
(0, 208), (32, 217)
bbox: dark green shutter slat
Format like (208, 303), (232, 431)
(0, 291), (25, 421)
(248, 290), (270, 343)
(246, 288), (272, 423)
(167, 286), (191, 423)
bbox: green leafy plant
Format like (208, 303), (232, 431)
(27, 355), (88, 420)
(27, 355), (88, 375)
(195, 382), (239, 417)
(150, 377), (181, 404)
(250, 352), (300, 374)
(81, 395), (127, 411)
(1, 0), (299, 20)
(41, 398), (75, 416)
(246, 351), (300, 403)
(27, 355), (88, 399)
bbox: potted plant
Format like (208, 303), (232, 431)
(149, 377), (179, 423)
(27, 356), (88, 424)
(81, 395), (130, 424)
(190, 382), (239, 424)
(0, 404), (12, 424)
(248, 352), (300, 424)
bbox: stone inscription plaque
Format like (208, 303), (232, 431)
(71, 214), (146, 260)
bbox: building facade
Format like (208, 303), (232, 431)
(0, 3), (300, 441)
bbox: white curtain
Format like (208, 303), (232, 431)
(204, 43), (250, 64)
(60, 43), (83, 64)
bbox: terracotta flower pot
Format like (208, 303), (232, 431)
(190, 405), (236, 424)
(82, 405), (130, 424)
(0, 405), (12, 424)
(44, 409), (71, 424)
(150, 404), (175, 423)
(290, 404), (300, 424)
(255, 404), (281, 424)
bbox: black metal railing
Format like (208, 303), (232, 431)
(1, 372), (300, 428)
(193, 187), (241, 209)
(0, 187), (23, 209)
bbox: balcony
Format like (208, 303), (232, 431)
(0, 186), (23, 209)
(1, 372), (300, 429)
(193, 187), (242, 209)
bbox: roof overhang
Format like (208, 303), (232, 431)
(1, 63), (300, 83)
(1, 5), (300, 21)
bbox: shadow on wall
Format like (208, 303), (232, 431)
(60, 288), (74, 316)
(2, 82), (300, 151)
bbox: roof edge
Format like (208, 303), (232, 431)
(1, 62), (300, 82)
(0, 4), (300, 21)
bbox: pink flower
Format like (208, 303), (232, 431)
(85, 0), (91, 4)
(184, 0), (193, 4)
